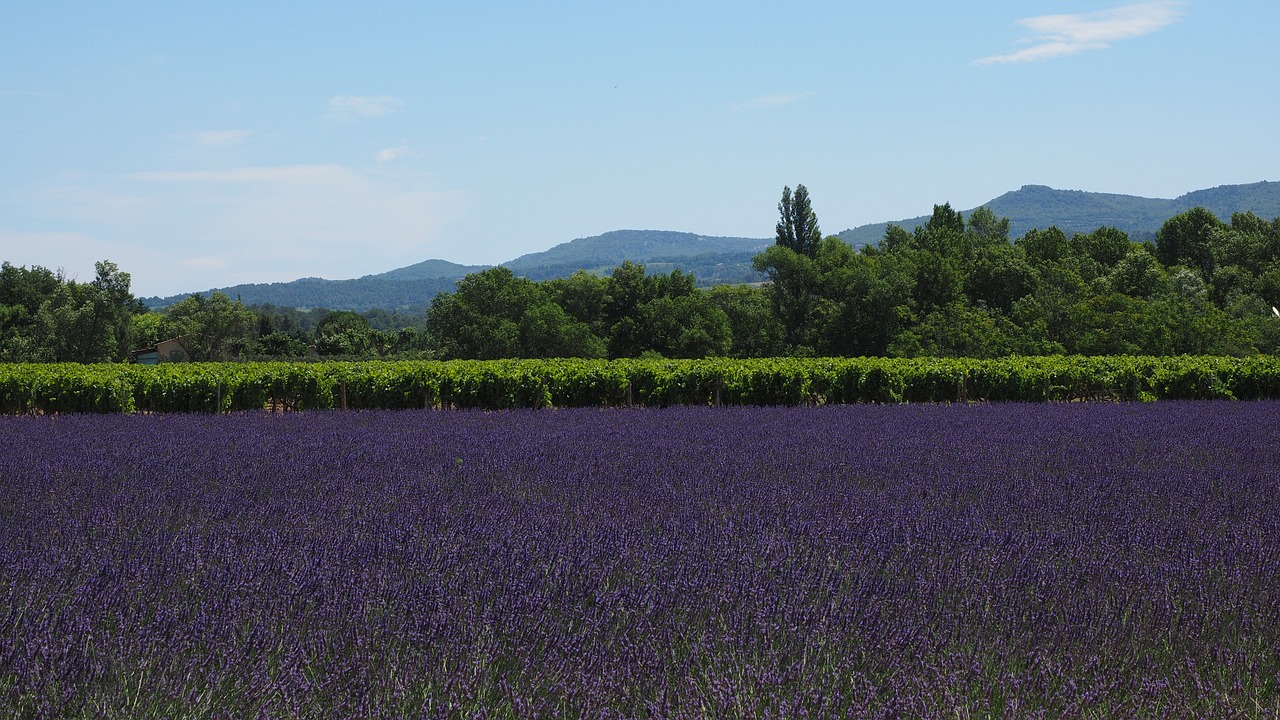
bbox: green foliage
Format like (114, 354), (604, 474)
(889, 303), (1018, 359)
(8, 355), (1280, 414)
(11, 193), (1280, 366)
(752, 245), (821, 351)
(1017, 227), (1072, 265)
(637, 295), (731, 359)
(427, 268), (532, 359)
(0, 260), (142, 363)
(1156, 207), (1224, 277)
(161, 292), (257, 361)
(775, 184), (822, 259)
(706, 285), (786, 358)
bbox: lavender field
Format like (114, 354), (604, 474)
(2, 403), (1279, 719)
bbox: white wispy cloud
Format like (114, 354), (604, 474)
(735, 92), (811, 110)
(975, 1), (1184, 65)
(328, 95), (404, 118)
(375, 145), (412, 163)
(19, 164), (466, 295)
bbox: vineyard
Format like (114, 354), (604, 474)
(3, 355), (1280, 414)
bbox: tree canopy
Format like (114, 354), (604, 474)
(775, 184), (822, 259)
(5, 200), (1280, 364)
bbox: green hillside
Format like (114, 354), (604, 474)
(372, 259), (490, 282)
(838, 180), (1280, 246)
(501, 230), (768, 284)
(143, 181), (1280, 311)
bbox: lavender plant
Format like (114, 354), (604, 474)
(2, 402), (1278, 718)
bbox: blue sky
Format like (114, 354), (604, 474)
(3, 1), (1277, 297)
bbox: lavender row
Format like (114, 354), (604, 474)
(2, 402), (1279, 718)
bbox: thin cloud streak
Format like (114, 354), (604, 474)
(328, 95), (404, 117)
(375, 145), (412, 163)
(975, 1), (1184, 65)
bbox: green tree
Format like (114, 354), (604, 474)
(28, 261), (141, 363)
(707, 285), (786, 358)
(914, 203), (967, 258)
(162, 292), (257, 361)
(251, 331), (310, 358)
(1104, 248), (1166, 299)
(880, 224), (914, 254)
(601, 262), (727, 358)
(810, 238), (912, 356)
(427, 268), (539, 359)
(966, 206), (1011, 247)
(428, 267), (604, 359)
(638, 294), (731, 358)
(0, 263), (61, 361)
(1072, 226), (1133, 269)
(314, 311), (373, 356)
(964, 243), (1037, 313)
(132, 312), (164, 348)
(604, 261), (660, 357)
(91, 261), (145, 360)
(775, 184), (822, 259)
(36, 282), (117, 362)
(1016, 227), (1072, 266)
(887, 301), (1016, 358)
(519, 303), (606, 358)
(546, 271), (611, 338)
(1156, 207), (1224, 278)
(752, 244), (820, 352)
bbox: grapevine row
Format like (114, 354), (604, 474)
(2, 355), (1278, 414)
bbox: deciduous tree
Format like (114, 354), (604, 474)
(775, 185), (822, 259)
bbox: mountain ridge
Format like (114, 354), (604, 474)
(142, 180), (1280, 311)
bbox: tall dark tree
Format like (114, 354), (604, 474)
(775, 184), (822, 259)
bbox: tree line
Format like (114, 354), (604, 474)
(4, 186), (1280, 363)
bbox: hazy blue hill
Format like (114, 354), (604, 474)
(142, 231), (770, 310)
(142, 275), (464, 312)
(985, 185), (1174, 240)
(372, 259), (490, 281)
(1175, 181), (1280, 219)
(837, 181), (1280, 246)
(501, 230), (769, 284)
(503, 230), (768, 275)
(143, 181), (1280, 311)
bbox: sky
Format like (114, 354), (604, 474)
(3, 1), (1278, 297)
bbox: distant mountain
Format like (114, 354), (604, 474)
(142, 275), (472, 312)
(143, 181), (1280, 311)
(837, 180), (1280, 247)
(142, 230), (770, 311)
(502, 230), (768, 283)
(372, 259), (491, 282)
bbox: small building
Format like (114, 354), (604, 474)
(132, 337), (190, 365)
